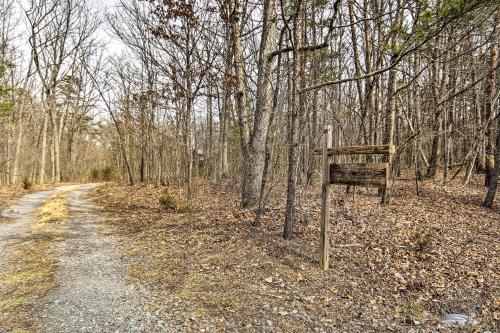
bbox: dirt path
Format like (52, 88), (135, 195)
(38, 184), (156, 332)
(0, 186), (72, 276)
(0, 185), (159, 333)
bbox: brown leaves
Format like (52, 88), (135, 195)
(152, 0), (197, 24)
(92, 175), (499, 331)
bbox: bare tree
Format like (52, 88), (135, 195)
(25, 0), (99, 183)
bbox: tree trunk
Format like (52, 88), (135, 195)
(426, 49), (442, 180)
(283, 2), (305, 239)
(235, 0), (277, 207)
(484, 14), (498, 187)
(380, 0), (403, 204)
(39, 111), (49, 184)
(12, 99), (25, 184)
(483, 115), (500, 207)
(50, 104), (62, 182)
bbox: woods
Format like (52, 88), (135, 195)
(0, 0), (499, 331)
(1, 0), (500, 232)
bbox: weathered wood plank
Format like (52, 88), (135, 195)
(313, 144), (395, 156)
(330, 163), (388, 188)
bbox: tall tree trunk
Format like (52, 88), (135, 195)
(483, 114), (500, 208)
(50, 104), (61, 182)
(39, 111), (49, 184)
(235, 0), (277, 207)
(283, 1), (305, 239)
(50, 133), (55, 183)
(207, 83), (214, 180)
(218, 21), (232, 181)
(413, 53), (423, 180)
(230, 0), (250, 155)
(219, 87), (230, 179)
(381, 58), (397, 204)
(381, 0), (403, 204)
(484, 14), (498, 187)
(12, 99), (25, 184)
(186, 96), (194, 200)
(426, 49), (441, 179)
(306, 0), (318, 184)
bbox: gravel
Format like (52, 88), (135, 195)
(37, 184), (162, 333)
(0, 186), (72, 276)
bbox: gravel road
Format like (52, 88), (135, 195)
(37, 184), (158, 333)
(1, 185), (163, 333)
(0, 186), (72, 276)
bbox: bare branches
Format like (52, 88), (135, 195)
(302, 2), (500, 93)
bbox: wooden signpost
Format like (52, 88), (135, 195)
(330, 163), (389, 188)
(315, 126), (394, 270)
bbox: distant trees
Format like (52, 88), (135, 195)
(0, 0), (17, 184)
(0, 0), (104, 185)
(0, 0), (499, 226)
(26, 0), (99, 183)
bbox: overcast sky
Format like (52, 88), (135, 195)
(92, 0), (125, 56)
(13, 0), (126, 60)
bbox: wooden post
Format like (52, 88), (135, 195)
(320, 125), (332, 270)
(383, 152), (393, 204)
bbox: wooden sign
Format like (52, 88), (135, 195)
(317, 127), (395, 270)
(313, 144), (395, 156)
(330, 163), (388, 188)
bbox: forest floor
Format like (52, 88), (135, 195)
(91, 172), (499, 332)
(0, 174), (497, 332)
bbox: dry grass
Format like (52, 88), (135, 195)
(93, 174), (499, 332)
(0, 186), (79, 333)
(34, 186), (78, 226)
(36, 195), (69, 223)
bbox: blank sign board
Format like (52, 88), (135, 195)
(330, 162), (388, 188)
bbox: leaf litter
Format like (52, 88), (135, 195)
(92, 174), (499, 332)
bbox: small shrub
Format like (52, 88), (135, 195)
(177, 202), (193, 214)
(22, 177), (32, 190)
(404, 301), (427, 325)
(90, 168), (100, 181)
(159, 189), (193, 213)
(90, 166), (114, 181)
(101, 166), (113, 181)
(159, 190), (178, 210)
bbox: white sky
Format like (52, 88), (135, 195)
(92, 0), (125, 56)
(13, 0), (126, 59)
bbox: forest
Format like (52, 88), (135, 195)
(0, 0), (499, 332)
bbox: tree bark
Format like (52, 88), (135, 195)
(484, 14), (498, 187)
(381, 0), (403, 204)
(236, 0), (278, 207)
(284, 0), (305, 239)
(483, 114), (500, 207)
(39, 111), (48, 184)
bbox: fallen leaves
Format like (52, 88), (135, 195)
(92, 173), (499, 332)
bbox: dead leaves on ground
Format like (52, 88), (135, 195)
(93, 175), (499, 332)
